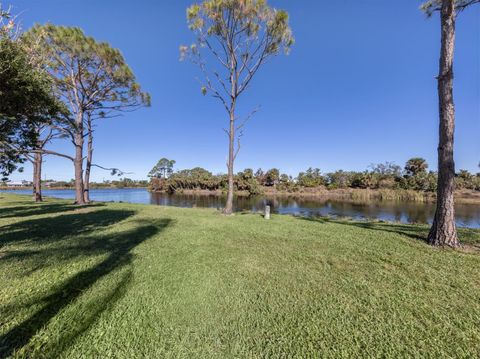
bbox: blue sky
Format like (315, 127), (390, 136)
(8, 0), (480, 181)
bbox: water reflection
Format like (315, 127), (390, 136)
(149, 192), (479, 228)
(2, 188), (479, 228)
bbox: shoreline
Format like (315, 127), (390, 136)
(0, 186), (148, 191)
(2, 191), (478, 228)
(2, 186), (479, 204)
(150, 187), (480, 204)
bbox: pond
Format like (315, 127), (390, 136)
(2, 188), (480, 228)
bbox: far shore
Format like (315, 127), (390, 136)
(0, 186), (148, 191)
(150, 187), (480, 204)
(2, 186), (479, 204)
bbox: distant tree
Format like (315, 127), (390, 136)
(236, 168), (262, 195)
(279, 173), (291, 183)
(297, 168), (324, 188)
(455, 169), (476, 190)
(167, 167), (220, 192)
(255, 168), (265, 184)
(421, 0), (479, 247)
(369, 162), (402, 177)
(23, 24), (150, 204)
(181, 0), (293, 214)
(149, 158), (176, 179)
(264, 168), (280, 187)
(404, 158), (428, 177)
(242, 168), (254, 179)
(277, 173), (295, 192)
(350, 171), (375, 189)
(326, 170), (354, 189)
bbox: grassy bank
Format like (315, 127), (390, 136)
(1, 193), (479, 358)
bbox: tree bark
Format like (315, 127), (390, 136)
(428, 0), (459, 247)
(32, 150), (43, 202)
(223, 45), (237, 215)
(74, 112), (85, 205)
(83, 116), (93, 203)
(223, 108), (235, 215)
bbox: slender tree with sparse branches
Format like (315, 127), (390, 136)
(421, 0), (479, 247)
(181, 0), (293, 214)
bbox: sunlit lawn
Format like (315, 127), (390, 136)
(0, 193), (479, 358)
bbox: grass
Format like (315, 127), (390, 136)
(0, 193), (479, 358)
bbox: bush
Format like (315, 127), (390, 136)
(327, 170), (362, 189)
(455, 170), (477, 190)
(236, 169), (263, 195)
(297, 168), (324, 188)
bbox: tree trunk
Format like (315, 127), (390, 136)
(223, 109), (235, 215)
(74, 112), (85, 205)
(83, 118), (93, 203)
(223, 49), (237, 215)
(428, 0), (459, 247)
(32, 151), (43, 202)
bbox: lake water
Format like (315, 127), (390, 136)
(2, 188), (480, 228)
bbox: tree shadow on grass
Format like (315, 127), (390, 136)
(299, 216), (480, 247)
(298, 216), (429, 242)
(0, 208), (172, 358)
(0, 208), (135, 248)
(0, 202), (105, 219)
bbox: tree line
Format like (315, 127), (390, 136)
(0, 178), (149, 189)
(149, 157), (480, 195)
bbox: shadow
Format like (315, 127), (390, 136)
(0, 215), (171, 358)
(298, 216), (428, 242)
(298, 216), (480, 254)
(0, 202), (105, 219)
(0, 209), (135, 247)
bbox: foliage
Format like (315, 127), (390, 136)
(370, 161), (402, 177)
(22, 24), (151, 119)
(456, 170), (480, 190)
(326, 170), (354, 189)
(0, 36), (61, 179)
(148, 158), (176, 179)
(182, 0), (294, 101)
(263, 168), (280, 187)
(297, 168), (324, 188)
(148, 159), (480, 195)
(398, 171), (437, 192)
(236, 168), (263, 195)
(421, 0), (480, 16)
(166, 167), (223, 192)
(276, 173), (296, 192)
(349, 171), (375, 189)
(254, 168), (265, 183)
(404, 157), (428, 177)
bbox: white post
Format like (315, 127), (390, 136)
(264, 205), (270, 220)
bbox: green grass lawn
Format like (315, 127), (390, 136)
(0, 193), (479, 358)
